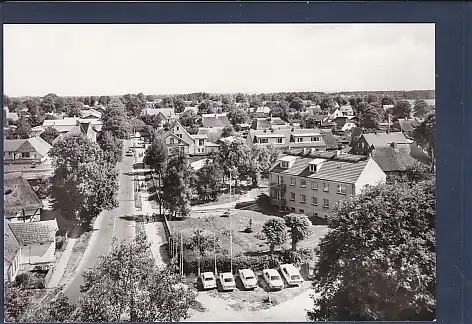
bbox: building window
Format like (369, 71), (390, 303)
(311, 181), (318, 190)
(177, 134), (182, 139)
(290, 207), (296, 213)
(312, 196), (317, 206)
(311, 136), (320, 142)
(299, 209), (305, 214)
(277, 176), (284, 185)
(21, 152), (30, 158)
(176, 126), (180, 131)
(281, 161), (288, 168)
(309, 164), (318, 172)
(323, 199), (329, 208)
(300, 194), (306, 204)
(337, 184), (347, 195)
(300, 179), (307, 188)
(323, 182), (329, 192)
(260, 138), (268, 144)
(277, 138), (283, 143)
(297, 137), (303, 142)
(290, 178), (296, 186)
(170, 138), (174, 145)
(290, 192), (295, 201)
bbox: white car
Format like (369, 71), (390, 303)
(280, 263), (304, 286)
(200, 272), (217, 290)
(219, 272), (236, 291)
(238, 268), (258, 290)
(262, 269), (284, 290)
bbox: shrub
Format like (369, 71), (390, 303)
(279, 247), (314, 266)
(56, 236), (64, 250)
(14, 273), (30, 288)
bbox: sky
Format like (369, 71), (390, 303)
(3, 23), (435, 97)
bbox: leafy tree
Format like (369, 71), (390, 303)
(301, 114), (320, 129)
(320, 97), (335, 112)
(284, 213), (313, 251)
(365, 93), (379, 104)
(102, 102), (131, 139)
(308, 180), (435, 321)
(66, 101), (83, 117)
(248, 144), (280, 186)
(270, 101), (290, 121)
(10, 117), (32, 139)
(221, 125), (235, 138)
(194, 159), (223, 202)
(123, 94), (146, 117)
(227, 107), (249, 126)
(289, 97), (305, 112)
(197, 100), (214, 115)
(162, 153), (193, 219)
(216, 137), (252, 186)
(235, 93), (246, 103)
(41, 93), (57, 113)
(4, 94), (12, 107)
(98, 95), (111, 106)
(77, 232), (196, 322)
(31, 293), (76, 322)
(54, 96), (67, 113)
(83, 97), (91, 106)
(4, 284), (33, 322)
(412, 114), (436, 170)
(249, 98), (262, 108)
(392, 100), (412, 119)
(413, 99), (429, 119)
(357, 103), (383, 129)
(174, 98), (186, 113)
(40, 126), (61, 145)
(404, 160), (433, 183)
(334, 96), (348, 106)
(97, 131), (124, 164)
(262, 218), (288, 255)
(179, 110), (199, 130)
(185, 229), (220, 275)
(381, 95), (395, 106)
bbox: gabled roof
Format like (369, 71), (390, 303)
(4, 173), (44, 218)
(8, 220), (58, 244)
(142, 108), (175, 118)
(371, 143), (431, 172)
(4, 137), (52, 157)
(81, 109), (102, 119)
(362, 132), (409, 148)
(160, 131), (191, 146)
(398, 118), (421, 132)
(4, 219), (21, 264)
(202, 114), (230, 128)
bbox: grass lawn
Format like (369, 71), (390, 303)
(168, 209), (329, 256)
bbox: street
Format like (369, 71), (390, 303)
(63, 139), (137, 303)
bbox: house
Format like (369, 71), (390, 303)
(268, 152), (386, 219)
(4, 173), (44, 223)
(161, 131), (190, 155)
(198, 127), (225, 143)
(4, 219), (22, 282)
(52, 122), (97, 145)
(333, 116), (357, 132)
(6, 219), (59, 265)
(350, 131), (410, 156)
(398, 118), (421, 136)
(382, 104), (394, 112)
(201, 113), (231, 128)
(4, 106), (19, 123)
(250, 117), (289, 130)
(370, 142), (431, 177)
(145, 99), (163, 109)
(339, 105), (354, 116)
(81, 109), (102, 120)
(42, 117), (103, 134)
(306, 105), (322, 115)
(246, 128), (327, 151)
(327, 108), (344, 121)
(4, 136), (52, 165)
(141, 108), (176, 122)
(254, 106), (271, 118)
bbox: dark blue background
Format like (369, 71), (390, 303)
(1, 2), (470, 323)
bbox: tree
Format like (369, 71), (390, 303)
(270, 101), (290, 121)
(302, 114), (319, 129)
(66, 101), (83, 117)
(289, 97), (305, 112)
(221, 125), (235, 138)
(284, 213), (313, 251)
(356, 102), (383, 129)
(162, 153), (193, 219)
(54, 96), (67, 113)
(249, 98), (262, 108)
(12, 117), (32, 139)
(4, 284), (33, 322)
(334, 96), (348, 106)
(248, 144), (280, 186)
(124, 95), (146, 117)
(174, 98), (185, 113)
(97, 131), (124, 164)
(227, 107), (249, 126)
(179, 110), (199, 129)
(194, 160), (223, 202)
(4, 94), (12, 107)
(392, 100), (412, 119)
(77, 232), (196, 322)
(262, 218), (288, 255)
(235, 93), (246, 103)
(40, 126), (61, 145)
(381, 95), (395, 106)
(412, 114), (436, 170)
(308, 180), (435, 321)
(413, 99), (429, 119)
(49, 133), (118, 225)
(98, 95), (111, 106)
(404, 160), (433, 183)
(197, 100), (214, 115)
(365, 93), (379, 104)
(41, 93), (57, 113)
(102, 103), (131, 140)
(320, 97), (335, 112)
(216, 137), (252, 186)
(185, 228), (220, 275)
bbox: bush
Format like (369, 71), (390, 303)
(279, 248), (314, 266)
(56, 236), (64, 250)
(15, 273), (31, 288)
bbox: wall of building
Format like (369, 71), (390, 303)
(4, 151), (44, 164)
(20, 242), (55, 265)
(354, 158), (387, 194)
(4, 249), (21, 282)
(172, 124), (196, 155)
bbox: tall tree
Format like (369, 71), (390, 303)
(381, 95), (395, 106)
(194, 159), (223, 202)
(284, 213), (313, 251)
(412, 114), (436, 171)
(248, 144), (280, 186)
(97, 131), (124, 164)
(289, 97), (305, 112)
(221, 125), (235, 138)
(40, 126), (61, 145)
(308, 180), (435, 321)
(392, 100), (412, 119)
(12, 117), (32, 139)
(320, 97), (335, 112)
(216, 137), (252, 186)
(162, 153), (193, 219)
(77, 232), (196, 322)
(197, 100), (214, 115)
(227, 107), (249, 126)
(66, 101), (83, 117)
(41, 93), (57, 113)
(262, 218), (288, 255)
(413, 99), (429, 119)
(174, 98), (186, 113)
(270, 101), (290, 121)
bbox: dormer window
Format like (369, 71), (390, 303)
(281, 161), (288, 168)
(297, 137), (303, 142)
(311, 136), (320, 142)
(309, 164), (317, 172)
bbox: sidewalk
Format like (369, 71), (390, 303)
(46, 238), (77, 289)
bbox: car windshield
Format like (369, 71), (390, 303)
(270, 275), (280, 281)
(224, 278), (234, 283)
(246, 276), (255, 280)
(291, 275), (301, 280)
(204, 277), (214, 281)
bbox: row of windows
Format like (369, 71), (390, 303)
(289, 207), (327, 219)
(260, 136), (321, 144)
(289, 192), (330, 208)
(277, 176), (347, 195)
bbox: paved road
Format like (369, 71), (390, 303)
(63, 140), (137, 303)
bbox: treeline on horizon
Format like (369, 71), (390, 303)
(8, 89), (435, 103)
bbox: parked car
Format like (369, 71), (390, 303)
(219, 272), (236, 291)
(238, 268), (258, 290)
(280, 263), (304, 286)
(262, 269), (284, 291)
(200, 272), (217, 290)
(30, 162), (37, 168)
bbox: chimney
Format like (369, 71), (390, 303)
(390, 142), (398, 149)
(303, 148), (308, 155)
(336, 150), (340, 157)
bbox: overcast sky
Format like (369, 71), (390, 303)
(3, 23), (435, 97)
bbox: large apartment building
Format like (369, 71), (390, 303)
(269, 151), (386, 219)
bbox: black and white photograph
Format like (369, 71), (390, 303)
(3, 22), (436, 322)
